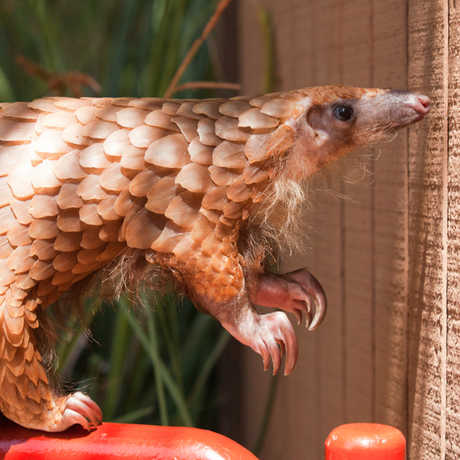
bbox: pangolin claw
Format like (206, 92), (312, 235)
(283, 268), (327, 331)
(247, 311), (298, 376)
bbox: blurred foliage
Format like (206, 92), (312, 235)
(0, 0), (231, 429)
(0, 0), (217, 100)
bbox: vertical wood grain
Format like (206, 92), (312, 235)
(341, 0), (375, 423)
(407, 1), (449, 458)
(447, 5), (460, 458)
(371, 0), (409, 432)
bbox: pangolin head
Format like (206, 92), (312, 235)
(279, 85), (430, 179)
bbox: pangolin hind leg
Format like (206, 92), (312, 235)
(249, 268), (327, 331)
(0, 289), (102, 431)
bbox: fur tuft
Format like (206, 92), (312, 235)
(100, 249), (174, 300)
(239, 168), (310, 274)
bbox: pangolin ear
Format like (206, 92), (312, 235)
(306, 105), (326, 131)
(305, 106), (329, 147)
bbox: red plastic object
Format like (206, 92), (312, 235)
(0, 421), (259, 460)
(325, 423), (406, 460)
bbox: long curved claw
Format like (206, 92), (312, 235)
(281, 316), (298, 375)
(260, 343), (270, 372)
(284, 269), (327, 331)
(266, 339), (281, 375)
(65, 392), (103, 429)
(294, 310), (302, 325)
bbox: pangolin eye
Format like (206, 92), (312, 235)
(332, 104), (354, 121)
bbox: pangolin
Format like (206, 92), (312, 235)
(0, 86), (430, 432)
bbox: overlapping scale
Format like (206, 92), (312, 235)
(129, 170), (158, 197)
(215, 117), (249, 143)
(188, 138), (213, 165)
(192, 100), (221, 119)
(238, 108), (279, 131)
(197, 119), (220, 146)
(175, 163), (211, 194)
(116, 108), (147, 128)
(31, 162), (62, 194)
(57, 184), (84, 209)
(172, 116), (198, 142)
(129, 125), (167, 148)
(54, 232), (81, 252)
(99, 221), (121, 242)
(35, 129), (72, 159)
(209, 166), (239, 186)
(0, 207), (16, 235)
(164, 193), (200, 229)
(213, 141), (247, 169)
(8, 164), (35, 200)
(1, 102), (38, 120)
(125, 209), (164, 249)
(0, 120), (35, 143)
(145, 134), (189, 169)
(145, 110), (178, 131)
(77, 175), (108, 202)
(0, 145), (34, 178)
(219, 100), (251, 118)
(103, 129), (130, 160)
(100, 164), (130, 192)
(80, 143), (112, 172)
(53, 151), (86, 181)
(97, 197), (120, 221)
(151, 222), (185, 253)
(146, 176), (178, 214)
(29, 195), (58, 219)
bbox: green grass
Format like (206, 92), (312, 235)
(0, 0), (216, 100)
(0, 0), (229, 429)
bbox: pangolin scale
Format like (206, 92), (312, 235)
(0, 86), (430, 431)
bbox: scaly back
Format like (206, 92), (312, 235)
(0, 93), (303, 309)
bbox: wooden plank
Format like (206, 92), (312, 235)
(371, 0), (409, 432)
(407, 0), (448, 458)
(296, 1), (345, 455)
(237, 1), (346, 458)
(340, 0), (375, 423)
(447, 4), (460, 459)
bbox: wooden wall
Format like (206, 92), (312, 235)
(232, 1), (459, 458)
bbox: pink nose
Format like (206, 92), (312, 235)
(410, 94), (431, 115)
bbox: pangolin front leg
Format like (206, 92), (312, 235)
(169, 238), (298, 375)
(249, 268), (327, 331)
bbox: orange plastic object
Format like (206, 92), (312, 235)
(0, 421), (259, 460)
(325, 423), (406, 460)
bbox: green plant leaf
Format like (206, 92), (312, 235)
(119, 297), (193, 426)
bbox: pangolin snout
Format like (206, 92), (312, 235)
(388, 90), (431, 123)
(378, 91), (430, 128)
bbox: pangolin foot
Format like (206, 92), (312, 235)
(252, 268), (327, 331)
(282, 268), (327, 330)
(251, 311), (298, 376)
(49, 392), (102, 432)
